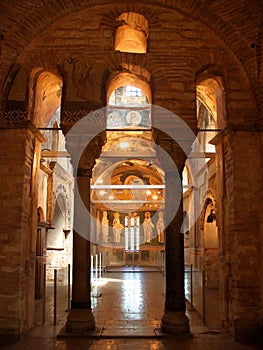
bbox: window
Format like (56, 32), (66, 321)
(114, 12), (149, 54)
(126, 86), (142, 97)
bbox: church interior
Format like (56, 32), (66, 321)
(0, 0), (262, 348)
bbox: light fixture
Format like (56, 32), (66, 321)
(206, 209), (216, 223)
(152, 195), (158, 200)
(119, 141), (130, 149)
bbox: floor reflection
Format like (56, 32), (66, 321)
(120, 273), (144, 314)
(91, 271), (165, 325)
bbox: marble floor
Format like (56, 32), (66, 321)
(1, 270), (262, 350)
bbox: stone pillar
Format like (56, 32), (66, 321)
(211, 127), (262, 339)
(61, 105), (106, 334)
(161, 171), (190, 336)
(0, 119), (44, 339)
(66, 168), (95, 332)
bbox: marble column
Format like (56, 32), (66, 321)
(161, 171), (190, 336)
(66, 168), (95, 332)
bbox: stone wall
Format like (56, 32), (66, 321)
(218, 130), (262, 339)
(0, 0), (262, 340)
(0, 125), (42, 339)
(204, 248), (219, 288)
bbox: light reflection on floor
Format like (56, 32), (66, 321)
(120, 273), (143, 314)
(92, 273), (145, 315)
(91, 272), (165, 323)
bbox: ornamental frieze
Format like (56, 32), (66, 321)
(0, 109), (27, 121)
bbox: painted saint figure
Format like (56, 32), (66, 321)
(96, 210), (101, 243)
(157, 211), (165, 244)
(113, 212), (124, 243)
(101, 210), (109, 244)
(143, 211), (154, 243)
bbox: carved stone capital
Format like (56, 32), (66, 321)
(155, 140), (186, 173)
(65, 131), (106, 172)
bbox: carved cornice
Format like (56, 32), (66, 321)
(62, 108), (106, 124)
(0, 109), (27, 122)
(210, 124), (263, 145)
(0, 101), (27, 122)
(61, 103), (107, 135)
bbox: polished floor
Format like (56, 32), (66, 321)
(1, 270), (262, 350)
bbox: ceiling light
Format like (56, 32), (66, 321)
(119, 142), (129, 149)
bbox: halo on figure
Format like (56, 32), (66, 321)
(126, 110), (142, 126)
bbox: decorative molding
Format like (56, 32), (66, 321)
(62, 109), (106, 124)
(61, 103), (106, 126)
(52, 161), (73, 183)
(0, 109), (27, 122)
(210, 124), (263, 145)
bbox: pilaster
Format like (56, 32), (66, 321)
(0, 119), (45, 339)
(211, 126), (263, 339)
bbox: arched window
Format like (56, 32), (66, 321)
(107, 72), (151, 130)
(196, 76), (226, 153)
(30, 70), (62, 128)
(114, 12), (149, 54)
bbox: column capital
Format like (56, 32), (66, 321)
(155, 140), (186, 172)
(66, 133), (106, 173)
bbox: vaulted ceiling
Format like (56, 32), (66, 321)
(0, 0), (262, 128)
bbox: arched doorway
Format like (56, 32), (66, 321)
(30, 69), (74, 323)
(193, 75), (226, 328)
(91, 158), (165, 268)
